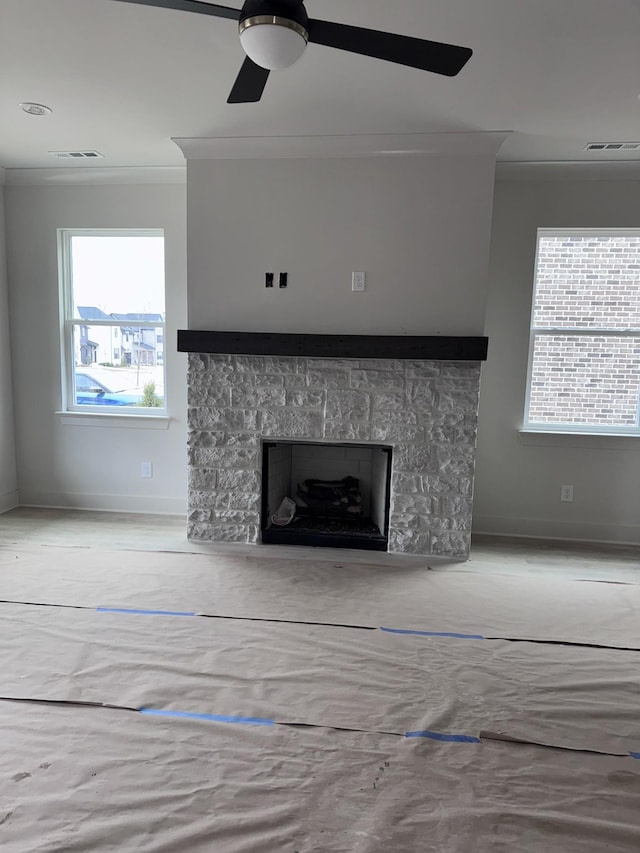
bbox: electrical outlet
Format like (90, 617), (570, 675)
(560, 484), (574, 502)
(352, 271), (366, 292)
(141, 462), (153, 479)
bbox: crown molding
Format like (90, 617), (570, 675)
(496, 160), (640, 182)
(4, 166), (186, 187)
(173, 132), (510, 161)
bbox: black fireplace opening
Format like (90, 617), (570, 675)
(261, 440), (393, 551)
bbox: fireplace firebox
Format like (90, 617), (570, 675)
(261, 441), (392, 550)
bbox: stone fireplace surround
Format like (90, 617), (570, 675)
(182, 333), (486, 559)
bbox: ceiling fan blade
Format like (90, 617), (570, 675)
(112, 0), (240, 21)
(227, 57), (271, 103)
(307, 19), (472, 77)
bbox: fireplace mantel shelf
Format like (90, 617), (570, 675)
(177, 331), (488, 361)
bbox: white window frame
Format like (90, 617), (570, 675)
(58, 228), (167, 418)
(523, 228), (640, 437)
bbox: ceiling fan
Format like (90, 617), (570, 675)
(114, 0), (472, 103)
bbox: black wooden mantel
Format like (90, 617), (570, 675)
(177, 331), (488, 361)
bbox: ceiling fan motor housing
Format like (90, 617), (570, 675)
(239, 0), (309, 32)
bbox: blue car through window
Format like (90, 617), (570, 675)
(75, 372), (143, 407)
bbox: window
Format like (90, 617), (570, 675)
(524, 229), (640, 435)
(58, 229), (166, 414)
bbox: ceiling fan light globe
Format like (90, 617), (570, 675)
(239, 16), (308, 70)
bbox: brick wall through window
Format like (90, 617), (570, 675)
(526, 233), (640, 431)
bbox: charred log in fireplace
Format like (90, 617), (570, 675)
(296, 476), (363, 518)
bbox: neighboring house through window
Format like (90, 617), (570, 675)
(58, 229), (166, 413)
(524, 229), (640, 435)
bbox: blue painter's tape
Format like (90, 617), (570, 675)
(405, 730), (481, 743)
(381, 627), (484, 640)
(630, 752), (640, 760)
(139, 708), (274, 726)
(96, 607), (196, 617)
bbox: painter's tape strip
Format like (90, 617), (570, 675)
(96, 607), (196, 617)
(139, 708), (274, 726)
(405, 730), (481, 743)
(381, 627), (484, 640)
(630, 752), (640, 760)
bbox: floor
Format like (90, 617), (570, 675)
(1, 507), (639, 851)
(2, 505), (639, 579)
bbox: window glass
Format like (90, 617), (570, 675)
(60, 230), (166, 414)
(525, 230), (640, 434)
(533, 235), (640, 331)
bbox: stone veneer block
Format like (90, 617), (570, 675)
(325, 390), (371, 421)
(187, 354), (482, 558)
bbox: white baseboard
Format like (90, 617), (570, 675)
(473, 515), (640, 547)
(0, 490), (19, 514)
(19, 491), (186, 516)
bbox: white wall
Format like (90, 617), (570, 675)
(186, 155), (498, 336)
(474, 177), (640, 544)
(0, 180), (18, 512)
(5, 181), (188, 514)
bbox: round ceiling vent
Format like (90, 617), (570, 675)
(19, 102), (52, 116)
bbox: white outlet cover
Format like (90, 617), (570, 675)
(352, 271), (366, 292)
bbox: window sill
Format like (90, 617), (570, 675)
(56, 411), (171, 430)
(519, 429), (639, 451)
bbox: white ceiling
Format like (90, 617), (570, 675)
(2, 0), (640, 171)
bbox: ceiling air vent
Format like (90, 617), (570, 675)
(585, 142), (640, 151)
(48, 150), (104, 159)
